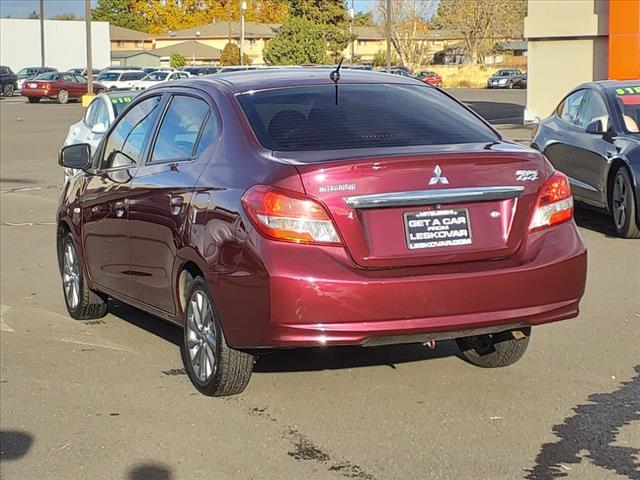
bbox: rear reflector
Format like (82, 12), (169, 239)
(529, 171), (574, 231)
(242, 185), (342, 245)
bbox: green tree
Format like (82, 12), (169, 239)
(353, 11), (374, 27)
(51, 13), (80, 20)
(264, 16), (328, 65)
(92, 0), (145, 31)
(28, 10), (39, 19)
(170, 53), (187, 68)
(372, 49), (399, 67)
(219, 43), (252, 66)
(285, 0), (353, 60)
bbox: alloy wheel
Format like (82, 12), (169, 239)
(58, 90), (69, 104)
(62, 243), (81, 310)
(185, 290), (217, 383)
(613, 174), (627, 230)
(4, 84), (14, 96)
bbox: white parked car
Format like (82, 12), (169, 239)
(132, 70), (190, 90)
(62, 90), (139, 181)
(95, 70), (146, 91)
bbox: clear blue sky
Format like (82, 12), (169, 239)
(0, 0), (379, 19)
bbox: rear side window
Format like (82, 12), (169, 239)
(558, 90), (586, 126)
(150, 95), (210, 162)
(238, 84), (498, 151)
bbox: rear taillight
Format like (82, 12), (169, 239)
(529, 171), (573, 231)
(241, 185), (342, 245)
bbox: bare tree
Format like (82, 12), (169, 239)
(376, 0), (436, 69)
(436, 0), (526, 64)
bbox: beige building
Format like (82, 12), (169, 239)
(154, 22), (279, 65)
(109, 25), (154, 51)
(524, 0), (610, 122)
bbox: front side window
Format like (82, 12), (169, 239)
(577, 90), (609, 129)
(102, 96), (162, 169)
(62, 74), (75, 82)
(150, 95), (210, 162)
(238, 84), (498, 152)
(558, 90), (586, 126)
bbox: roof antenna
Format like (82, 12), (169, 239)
(330, 57), (344, 106)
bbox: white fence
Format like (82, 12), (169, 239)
(0, 18), (110, 72)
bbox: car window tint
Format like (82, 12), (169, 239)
(93, 101), (109, 128)
(577, 90), (609, 128)
(86, 100), (100, 126)
(559, 90), (586, 126)
(239, 84), (498, 152)
(62, 74), (75, 82)
(194, 113), (220, 157)
(102, 96), (162, 169)
(150, 96), (209, 162)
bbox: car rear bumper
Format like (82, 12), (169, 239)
(212, 221), (587, 348)
(21, 89), (55, 98)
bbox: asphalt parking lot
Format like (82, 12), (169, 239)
(0, 91), (638, 480)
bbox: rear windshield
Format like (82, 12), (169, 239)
(36, 72), (60, 81)
(98, 72), (120, 81)
(238, 84), (498, 151)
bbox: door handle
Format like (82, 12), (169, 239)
(170, 196), (184, 215)
(114, 201), (126, 218)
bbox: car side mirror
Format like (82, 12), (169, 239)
(91, 122), (107, 134)
(59, 143), (91, 170)
(586, 119), (605, 134)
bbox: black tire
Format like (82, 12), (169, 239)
(59, 233), (108, 320)
(181, 276), (254, 396)
(611, 167), (640, 239)
(3, 83), (15, 96)
(456, 327), (530, 368)
(58, 89), (69, 104)
(27, 97), (40, 103)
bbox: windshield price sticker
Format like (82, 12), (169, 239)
(404, 209), (472, 250)
(112, 97), (133, 104)
(615, 86), (640, 95)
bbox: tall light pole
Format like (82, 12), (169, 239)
(240, 1), (247, 66)
(349, 3), (354, 64)
(386, 0), (392, 69)
(85, 0), (93, 98)
(39, 0), (45, 67)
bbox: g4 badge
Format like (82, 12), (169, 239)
(515, 170), (539, 181)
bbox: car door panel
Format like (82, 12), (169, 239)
(127, 93), (214, 314)
(81, 168), (137, 295)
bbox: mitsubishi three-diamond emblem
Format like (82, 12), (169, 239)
(429, 165), (449, 185)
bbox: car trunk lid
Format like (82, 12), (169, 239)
(287, 145), (547, 268)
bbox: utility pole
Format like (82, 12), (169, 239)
(240, 2), (246, 66)
(84, 0), (93, 102)
(349, 1), (354, 64)
(39, 0), (45, 67)
(386, 0), (391, 69)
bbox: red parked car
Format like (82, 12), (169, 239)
(415, 70), (443, 87)
(21, 71), (105, 104)
(57, 69), (587, 396)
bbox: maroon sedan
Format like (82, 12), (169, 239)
(57, 69), (587, 396)
(22, 71), (105, 104)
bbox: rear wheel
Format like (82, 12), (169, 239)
(27, 97), (40, 103)
(456, 327), (530, 368)
(3, 83), (15, 96)
(60, 233), (108, 320)
(181, 277), (254, 396)
(58, 89), (69, 104)
(611, 167), (640, 238)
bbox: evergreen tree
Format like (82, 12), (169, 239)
(264, 17), (328, 65)
(92, 0), (145, 31)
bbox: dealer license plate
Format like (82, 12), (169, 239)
(29, 83), (37, 88)
(404, 209), (472, 250)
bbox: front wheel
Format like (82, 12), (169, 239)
(3, 83), (15, 96)
(58, 89), (69, 104)
(611, 167), (640, 238)
(456, 327), (530, 368)
(181, 277), (254, 396)
(59, 233), (108, 320)
(27, 97), (40, 103)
